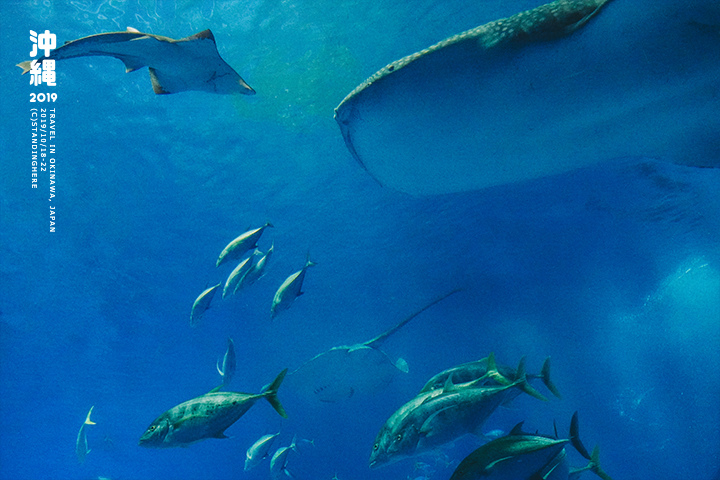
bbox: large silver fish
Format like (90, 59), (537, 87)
(190, 283), (221, 326)
(138, 369), (287, 448)
(450, 413), (613, 480)
(335, 0), (720, 195)
(370, 376), (544, 468)
(420, 355), (561, 400)
(17, 28), (255, 95)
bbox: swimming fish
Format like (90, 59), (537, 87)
(190, 283), (221, 326)
(239, 243), (274, 290)
(270, 256), (316, 318)
(334, 0), (720, 195)
(76, 406), (96, 464)
(222, 255), (256, 299)
(216, 223), (273, 268)
(287, 289), (460, 403)
(217, 337), (236, 387)
(420, 355), (561, 400)
(270, 435), (298, 480)
(17, 28), (255, 95)
(138, 369), (287, 448)
(449, 413), (613, 480)
(370, 376), (544, 468)
(245, 431), (281, 471)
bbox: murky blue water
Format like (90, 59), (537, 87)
(1, 1), (719, 479)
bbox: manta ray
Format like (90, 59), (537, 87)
(17, 27), (255, 95)
(286, 289), (460, 403)
(335, 0), (720, 195)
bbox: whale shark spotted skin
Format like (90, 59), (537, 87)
(17, 28), (255, 95)
(335, 0), (720, 195)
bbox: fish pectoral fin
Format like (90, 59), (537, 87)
(212, 431), (231, 439)
(485, 456), (515, 470)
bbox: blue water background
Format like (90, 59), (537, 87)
(1, 0), (719, 479)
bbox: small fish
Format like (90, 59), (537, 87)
(239, 243), (274, 290)
(139, 369), (287, 448)
(216, 223), (273, 267)
(76, 406), (96, 464)
(271, 256), (316, 318)
(217, 338), (236, 387)
(222, 255), (255, 299)
(245, 431), (281, 471)
(270, 435), (298, 480)
(190, 283), (221, 326)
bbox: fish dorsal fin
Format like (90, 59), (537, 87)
(126, 26), (141, 33)
(365, 289), (460, 348)
(509, 422), (525, 436)
(553, 420), (559, 439)
(208, 384), (223, 394)
(442, 374), (456, 393)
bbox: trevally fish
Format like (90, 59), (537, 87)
(76, 406), (96, 464)
(271, 256), (316, 318)
(139, 369), (287, 448)
(222, 255), (255, 299)
(450, 413), (613, 480)
(335, 0), (720, 195)
(216, 223), (273, 268)
(245, 431), (280, 471)
(217, 337), (236, 387)
(370, 376), (544, 468)
(190, 283), (221, 326)
(270, 435), (298, 480)
(420, 355), (561, 400)
(239, 243), (274, 290)
(287, 289), (461, 403)
(17, 28), (255, 95)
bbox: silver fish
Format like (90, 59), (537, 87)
(239, 243), (274, 290)
(216, 223), (273, 268)
(216, 337), (236, 387)
(271, 256), (316, 318)
(222, 255), (255, 299)
(139, 370), (287, 448)
(76, 406), (96, 464)
(270, 435), (298, 480)
(245, 431), (280, 471)
(190, 283), (221, 326)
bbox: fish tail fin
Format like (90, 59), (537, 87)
(85, 406), (96, 425)
(540, 357), (562, 399)
(304, 251), (317, 268)
(17, 60), (33, 75)
(262, 369), (288, 418)
(512, 357), (547, 401)
(569, 411), (592, 459)
(586, 446), (614, 480)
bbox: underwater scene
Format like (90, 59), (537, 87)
(1, 0), (719, 479)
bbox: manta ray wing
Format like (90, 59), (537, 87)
(334, 0), (720, 195)
(17, 28), (255, 95)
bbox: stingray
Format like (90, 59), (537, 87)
(17, 27), (255, 95)
(334, 0), (720, 195)
(287, 289), (460, 403)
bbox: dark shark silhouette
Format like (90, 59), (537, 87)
(17, 28), (255, 95)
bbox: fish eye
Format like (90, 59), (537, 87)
(396, 434), (402, 442)
(373, 443), (379, 451)
(149, 426), (156, 432)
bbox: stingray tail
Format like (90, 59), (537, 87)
(262, 369), (288, 418)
